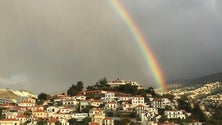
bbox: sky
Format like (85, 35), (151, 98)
(0, 0), (222, 94)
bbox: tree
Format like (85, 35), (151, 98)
(116, 84), (137, 95)
(55, 121), (62, 125)
(67, 84), (78, 96)
(67, 81), (84, 96)
(38, 93), (48, 100)
(37, 119), (47, 125)
(37, 93), (51, 105)
(107, 111), (114, 117)
(81, 106), (93, 113)
(145, 87), (156, 97)
(129, 112), (137, 118)
(68, 118), (77, 125)
(86, 86), (95, 90)
(81, 117), (91, 125)
(76, 81), (84, 92)
(119, 118), (130, 125)
(211, 107), (222, 125)
(177, 99), (192, 112)
(192, 104), (206, 122)
(94, 77), (110, 90)
(97, 77), (108, 85)
(162, 94), (175, 100)
(0, 108), (5, 119)
(24, 110), (32, 117)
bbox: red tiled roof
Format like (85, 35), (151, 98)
(61, 107), (71, 110)
(153, 98), (161, 101)
(89, 122), (100, 125)
(160, 120), (175, 125)
(17, 114), (27, 118)
(33, 109), (45, 112)
(107, 102), (116, 104)
(33, 105), (43, 107)
(0, 103), (14, 107)
(49, 118), (59, 123)
(192, 120), (201, 123)
(92, 108), (103, 111)
(133, 95), (143, 97)
(104, 117), (113, 120)
(0, 118), (19, 121)
(106, 91), (115, 93)
(76, 94), (85, 96)
(136, 104), (144, 107)
(91, 100), (101, 102)
(82, 90), (103, 93)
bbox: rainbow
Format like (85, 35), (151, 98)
(110, 0), (168, 92)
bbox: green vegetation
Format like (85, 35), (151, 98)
(36, 119), (47, 125)
(24, 109), (32, 117)
(191, 104), (206, 122)
(0, 108), (5, 119)
(67, 81), (84, 96)
(177, 99), (192, 112)
(206, 107), (222, 125)
(38, 93), (49, 100)
(37, 92), (51, 105)
(80, 106), (93, 113)
(68, 118), (78, 125)
(81, 117), (91, 125)
(87, 77), (110, 90)
(55, 121), (62, 125)
(162, 94), (175, 100)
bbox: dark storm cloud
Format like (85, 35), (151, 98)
(0, 0), (221, 93)
(122, 0), (222, 79)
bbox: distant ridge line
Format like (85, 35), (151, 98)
(168, 71), (222, 86)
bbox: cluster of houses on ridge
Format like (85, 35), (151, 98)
(0, 79), (203, 125)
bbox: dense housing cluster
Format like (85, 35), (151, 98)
(0, 79), (220, 125)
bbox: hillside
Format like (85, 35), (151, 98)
(0, 88), (37, 100)
(0, 89), (18, 99)
(168, 82), (222, 105)
(168, 72), (222, 87)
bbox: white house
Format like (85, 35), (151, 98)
(0, 103), (15, 109)
(164, 110), (186, 119)
(150, 98), (171, 109)
(132, 95), (145, 106)
(0, 118), (20, 125)
(79, 100), (91, 111)
(72, 113), (88, 121)
(103, 117), (114, 125)
(134, 104), (148, 114)
(104, 92), (116, 102)
(30, 105), (44, 112)
(4, 111), (18, 119)
(16, 114), (28, 124)
(75, 94), (86, 101)
(59, 107), (73, 114)
(118, 96), (131, 102)
(62, 99), (75, 107)
(89, 108), (105, 125)
(18, 97), (36, 107)
(47, 106), (60, 113)
(32, 109), (48, 118)
(108, 79), (143, 89)
(107, 79), (127, 87)
(90, 100), (102, 107)
(105, 102), (118, 111)
(121, 102), (133, 111)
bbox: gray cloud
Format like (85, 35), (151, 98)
(0, 74), (28, 85)
(0, 0), (222, 93)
